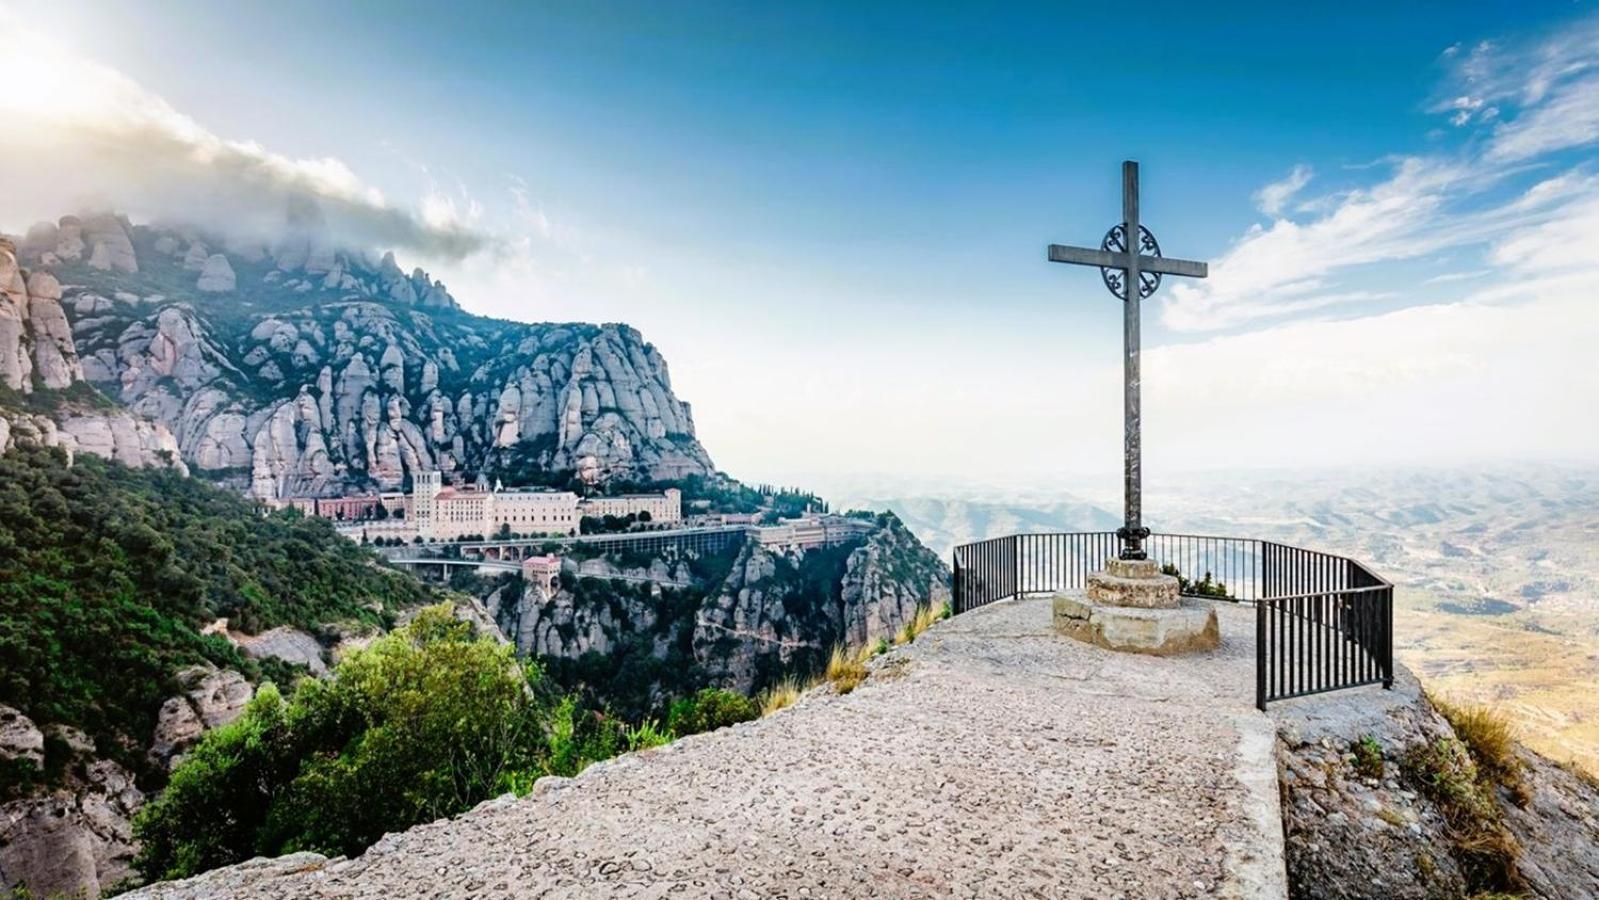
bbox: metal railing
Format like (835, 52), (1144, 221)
(951, 532), (1393, 710)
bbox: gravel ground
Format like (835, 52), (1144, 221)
(127, 597), (1285, 899)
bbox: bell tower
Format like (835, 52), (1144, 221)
(413, 471), (443, 539)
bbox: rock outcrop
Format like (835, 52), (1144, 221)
(0, 759), (144, 899)
(0, 409), (188, 473)
(487, 556), (692, 659)
(0, 707), (143, 899)
(0, 236), (187, 472)
(1275, 665), (1599, 898)
(233, 627), (329, 677)
(487, 524), (949, 698)
(10, 213), (715, 498)
(147, 666), (254, 771)
(837, 513), (950, 649)
(0, 706), (44, 769)
(23, 270), (83, 388)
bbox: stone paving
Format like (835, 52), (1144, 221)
(128, 597), (1286, 899)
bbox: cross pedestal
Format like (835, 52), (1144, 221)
(1052, 559), (1219, 655)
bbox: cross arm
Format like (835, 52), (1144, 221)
(1047, 244), (1208, 279)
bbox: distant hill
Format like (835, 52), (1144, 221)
(829, 493), (1119, 559)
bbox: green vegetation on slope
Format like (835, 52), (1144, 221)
(0, 443), (434, 796)
(132, 607), (760, 881)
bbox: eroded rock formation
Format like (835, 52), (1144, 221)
(490, 516), (950, 697)
(6, 214), (714, 498)
(147, 666), (255, 772)
(0, 706), (144, 899)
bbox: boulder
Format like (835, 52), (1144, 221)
(0, 705), (43, 769)
(196, 254), (236, 293)
(82, 214), (137, 274)
(25, 271), (84, 389)
(181, 242), (209, 271)
(234, 626), (329, 677)
(148, 666), (253, 770)
(0, 239), (33, 392)
(52, 216), (84, 262)
(0, 759), (143, 899)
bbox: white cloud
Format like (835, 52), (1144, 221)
(1140, 279), (1599, 471)
(0, 18), (488, 259)
(1487, 73), (1599, 161)
(1162, 14), (1599, 335)
(1254, 164), (1313, 216)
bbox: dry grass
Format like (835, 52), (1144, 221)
(828, 604), (951, 695)
(1377, 806), (1408, 828)
(758, 676), (812, 716)
(893, 601), (951, 646)
(825, 643), (872, 695)
(1403, 736), (1523, 894)
(1433, 694), (1522, 784)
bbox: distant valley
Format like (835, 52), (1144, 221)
(827, 464), (1599, 774)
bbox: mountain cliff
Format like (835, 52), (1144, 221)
(0, 237), (186, 471)
(0, 210), (954, 898)
(487, 512), (950, 713)
(6, 213), (713, 498)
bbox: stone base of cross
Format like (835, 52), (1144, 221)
(1046, 160), (1207, 560)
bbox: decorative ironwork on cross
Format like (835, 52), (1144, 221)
(1047, 161), (1208, 560)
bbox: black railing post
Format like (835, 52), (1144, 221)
(1382, 586), (1394, 690)
(1255, 598), (1267, 711)
(1012, 534), (1021, 599)
(952, 553), (963, 615)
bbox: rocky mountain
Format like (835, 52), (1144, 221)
(0, 211), (954, 898)
(0, 237), (186, 470)
(487, 513), (949, 709)
(4, 213), (713, 498)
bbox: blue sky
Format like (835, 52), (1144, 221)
(2, 1), (1597, 489)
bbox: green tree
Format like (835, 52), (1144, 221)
(134, 606), (556, 879)
(0, 443), (433, 794)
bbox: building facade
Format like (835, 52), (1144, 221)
(275, 472), (683, 543)
(752, 515), (876, 553)
(577, 489), (682, 523)
(410, 475), (577, 541)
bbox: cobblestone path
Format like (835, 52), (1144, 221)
(129, 597), (1285, 899)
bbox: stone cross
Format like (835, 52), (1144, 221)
(1047, 161), (1208, 560)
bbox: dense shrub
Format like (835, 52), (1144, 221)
(666, 689), (759, 736)
(133, 606), (624, 880)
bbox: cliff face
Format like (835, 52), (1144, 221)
(488, 514), (953, 701)
(0, 236), (187, 472)
(1275, 666), (1599, 898)
(837, 513), (950, 649)
(7, 213), (714, 497)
